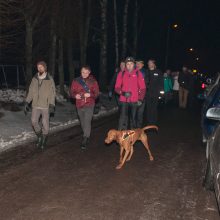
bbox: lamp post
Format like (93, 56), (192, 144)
(165, 23), (178, 69)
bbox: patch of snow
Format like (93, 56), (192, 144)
(0, 86), (118, 152)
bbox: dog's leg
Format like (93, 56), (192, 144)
(141, 134), (154, 161)
(116, 147), (130, 170)
(119, 146), (124, 164)
(126, 145), (134, 161)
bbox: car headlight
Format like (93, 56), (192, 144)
(160, 91), (164, 95)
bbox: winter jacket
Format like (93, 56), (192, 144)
(115, 68), (146, 103)
(26, 73), (56, 108)
(173, 76), (179, 91)
(71, 75), (99, 109)
(164, 76), (173, 93)
(178, 71), (191, 90)
(145, 69), (164, 98)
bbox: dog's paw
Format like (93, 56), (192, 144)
(116, 164), (122, 169)
(149, 156), (154, 161)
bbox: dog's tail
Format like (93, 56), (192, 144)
(142, 125), (158, 132)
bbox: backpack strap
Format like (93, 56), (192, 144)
(76, 77), (90, 93)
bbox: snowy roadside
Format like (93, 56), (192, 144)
(0, 89), (118, 153)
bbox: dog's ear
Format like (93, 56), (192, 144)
(115, 130), (121, 142)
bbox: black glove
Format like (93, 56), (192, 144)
(122, 91), (132, 98)
(24, 102), (30, 115)
(49, 104), (55, 116)
(137, 100), (143, 107)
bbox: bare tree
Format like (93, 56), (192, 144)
(48, 16), (57, 78)
(79, 0), (92, 65)
(58, 39), (64, 95)
(22, 0), (48, 86)
(113, 0), (119, 66)
(99, 0), (108, 91)
(133, 0), (138, 57)
(122, 0), (130, 59)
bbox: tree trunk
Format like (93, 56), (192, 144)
(122, 0), (129, 59)
(25, 19), (33, 87)
(79, 0), (91, 65)
(58, 39), (64, 96)
(99, 0), (107, 91)
(113, 0), (119, 66)
(133, 0), (138, 57)
(67, 38), (75, 84)
(49, 17), (57, 77)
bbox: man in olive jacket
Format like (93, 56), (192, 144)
(24, 61), (56, 149)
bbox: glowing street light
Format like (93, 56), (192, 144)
(189, 48), (194, 52)
(192, 69), (197, 73)
(165, 23), (179, 69)
(196, 57), (199, 61)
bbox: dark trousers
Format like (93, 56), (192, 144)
(136, 100), (146, 128)
(146, 96), (159, 125)
(77, 106), (94, 138)
(118, 102), (138, 130)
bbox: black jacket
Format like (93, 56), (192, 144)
(178, 71), (192, 90)
(145, 68), (164, 98)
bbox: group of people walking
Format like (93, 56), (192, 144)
(24, 62), (99, 150)
(24, 58), (194, 151)
(162, 65), (196, 109)
(109, 57), (164, 131)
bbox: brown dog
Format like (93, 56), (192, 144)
(105, 126), (158, 169)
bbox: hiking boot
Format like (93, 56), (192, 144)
(36, 131), (42, 148)
(81, 137), (89, 150)
(40, 135), (48, 150)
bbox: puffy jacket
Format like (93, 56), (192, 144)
(71, 75), (99, 108)
(115, 68), (146, 103)
(26, 73), (56, 108)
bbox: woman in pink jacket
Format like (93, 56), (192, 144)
(115, 57), (146, 130)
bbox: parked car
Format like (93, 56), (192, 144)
(203, 107), (220, 210)
(201, 82), (220, 144)
(197, 73), (220, 100)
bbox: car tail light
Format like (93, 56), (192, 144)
(201, 83), (205, 89)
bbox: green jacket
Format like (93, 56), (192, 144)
(26, 73), (56, 108)
(164, 77), (173, 93)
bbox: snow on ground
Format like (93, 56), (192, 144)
(0, 88), (118, 152)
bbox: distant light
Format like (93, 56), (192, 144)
(173, 24), (178, 28)
(189, 48), (194, 52)
(201, 83), (205, 89)
(192, 69), (197, 73)
(196, 57), (199, 61)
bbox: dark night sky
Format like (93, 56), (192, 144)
(139, 0), (220, 74)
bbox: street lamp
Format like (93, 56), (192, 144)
(165, 23), (179, 69)
(189, 48), (194, 52)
